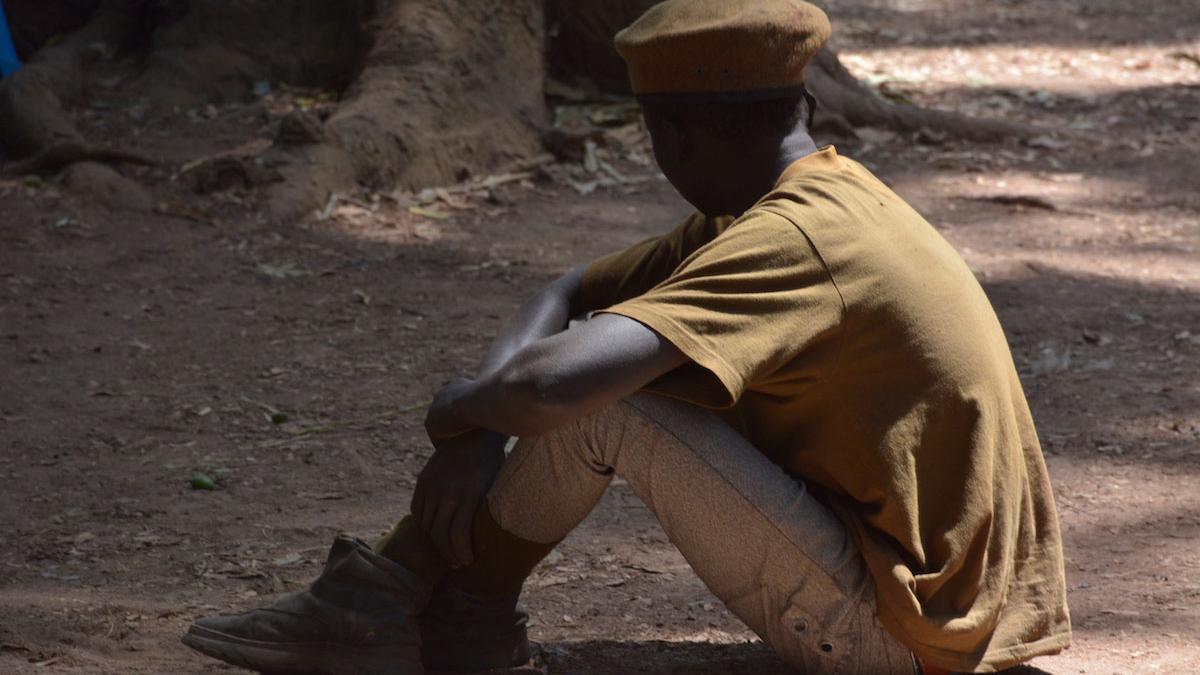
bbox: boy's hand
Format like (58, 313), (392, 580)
(424, 377), (478, 442)
(410, 429), (506, 568)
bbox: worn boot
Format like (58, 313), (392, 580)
(420, 585), (532, 674)
(182, 535), (431, 674)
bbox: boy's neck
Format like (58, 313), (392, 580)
(720, 126), (819, 216)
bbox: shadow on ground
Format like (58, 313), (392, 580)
(537, 639), (781, 675)
(535, 640), (1056, 674)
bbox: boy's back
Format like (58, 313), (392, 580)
(583, 146), (1071, 670)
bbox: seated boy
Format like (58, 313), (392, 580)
(183, 1), (1071, 673)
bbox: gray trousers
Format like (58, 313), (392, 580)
(487, 393), (918, 674)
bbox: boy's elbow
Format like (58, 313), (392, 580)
(495, 358), (576, 437)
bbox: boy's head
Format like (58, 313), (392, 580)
(639, 94), (814, 215)
(616, 0), (831, 216)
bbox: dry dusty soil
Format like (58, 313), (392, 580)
(2, 0), (1198, 672)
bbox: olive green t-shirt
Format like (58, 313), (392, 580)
(580, 146), (1071, 672)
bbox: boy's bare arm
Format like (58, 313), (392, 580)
(425, 312), (686, 441)
(475, 265), (589, 381)
(412, 270), (685, 568)
(424, 265), (588, 459)
(413, 265), (686, 567)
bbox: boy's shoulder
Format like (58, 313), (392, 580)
(751, 147), (931, 242)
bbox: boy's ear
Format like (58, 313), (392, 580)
(667, 113), (691, 163)
(651, 112), (690, 167)
(643, 106), (686, 170)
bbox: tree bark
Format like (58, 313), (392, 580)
(547, 0), (1036, 142)
(0, 0), (153, 174)
(263, 0), (547, 220)
(1, 0), (1039, 216)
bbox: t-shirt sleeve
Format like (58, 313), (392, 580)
(578, 212), (733, 311)
(598, 211), (844, 407)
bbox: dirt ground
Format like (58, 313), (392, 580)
(2, 0), (1198, 673)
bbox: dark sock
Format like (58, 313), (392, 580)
(374, 515), (449, 586)
(375, 503), (557, 596)
(447, 502), (558, 597)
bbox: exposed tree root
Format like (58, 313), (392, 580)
(803, 49), (1038, 142)
(0, 0), (150, 175)
(129, 0), (376, 111)
(0, 0), (1046, 216)
(546, 0), (1043, 143)
(3, 142), (153, 177)
(262, 0), (547, 221)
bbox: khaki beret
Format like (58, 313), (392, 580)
(615, 0), (831, 101)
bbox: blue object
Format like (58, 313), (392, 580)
(0, 0), (21, 77)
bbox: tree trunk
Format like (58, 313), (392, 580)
(263, 0), (547, 220)
(1, 0), (1038, 220)
(1, 0), (548, 220)
(547, 0), (1035, 142)
(0, 0), (153, 174)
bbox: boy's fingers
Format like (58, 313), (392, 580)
(449, 499), (476, 568)
(419, 491), (438, 533)
(429, 500), (457, 563)
(410, 481), (425, 519)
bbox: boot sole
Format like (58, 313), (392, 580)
(422, 632), (533, 674)
(425, 642), (544, 675)
(182, 624), (422, 675)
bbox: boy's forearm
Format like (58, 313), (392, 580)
(426, 267), (586, 447)
(427, 362), (575, 441)
(427, 314), (687, 441)
(475, 266), (585, 379)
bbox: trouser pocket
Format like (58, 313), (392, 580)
(742, 525), (915, 675)
(775, 584), (857, 674)
(775, 582), (918, 675)
(717, 534), (860, 675)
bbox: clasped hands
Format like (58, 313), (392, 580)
(410, 377), (504, 569)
